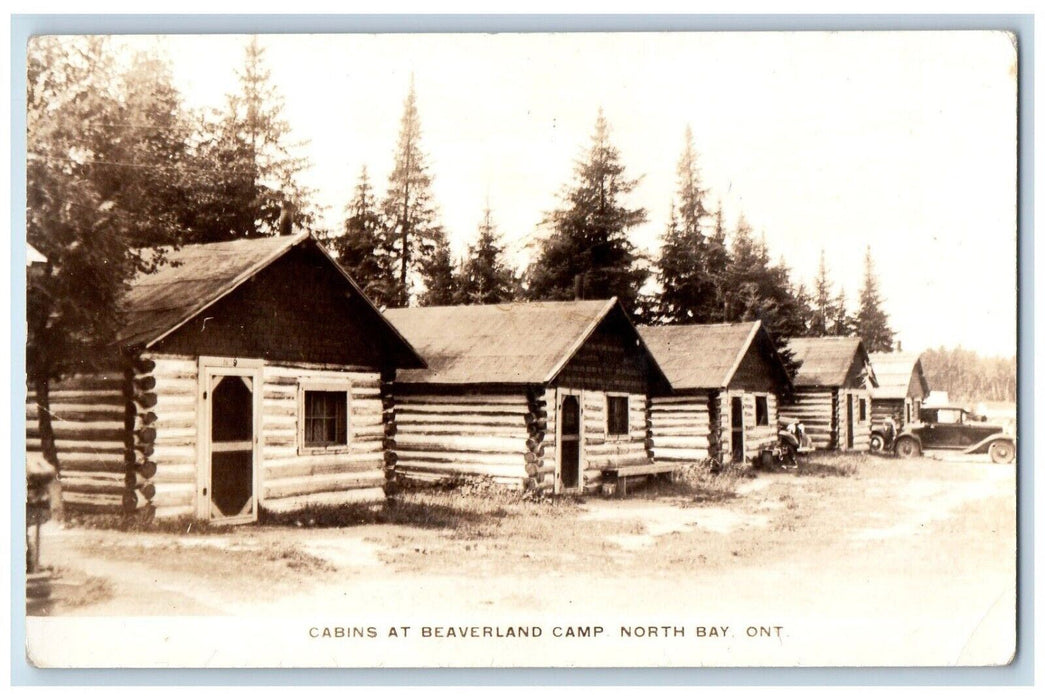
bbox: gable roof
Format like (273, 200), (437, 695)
(385, 298), (665, 386)
(868, 351), (930, 400)
(638, 321), (791, 392)
(787, 336), (878, 389)
(115, 234), (424, 367)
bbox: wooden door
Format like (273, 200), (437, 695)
(559, 394), (581, 490)
(731, 396), (744, 463)
(199, 359), (262, 524)
(846, 393), (855, 449)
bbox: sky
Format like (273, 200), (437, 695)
(119, 31), (1015, 357)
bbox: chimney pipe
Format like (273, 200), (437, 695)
(573, 273), (584, 300)
(278, 200), (295, 237)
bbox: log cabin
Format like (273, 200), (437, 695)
(383, 298), (671, 494)
(780, 337), (878, 451)
(638, 321), (793, 465)
(868, 351), (930, 427)
(26, 234), (425, 523)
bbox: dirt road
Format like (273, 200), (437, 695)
(30, 454), (1016, 666)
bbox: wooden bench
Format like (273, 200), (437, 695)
(602, 463), (678, 496)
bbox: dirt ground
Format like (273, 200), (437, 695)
(29, 452), (1016, 665)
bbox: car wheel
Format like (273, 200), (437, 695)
(895, 436), (920, 459)
(989, 440), (1015, 464)
(870, 434), (884, 452)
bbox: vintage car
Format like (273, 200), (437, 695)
(893, 406), (1016, 463)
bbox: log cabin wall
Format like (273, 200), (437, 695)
(737, 391), (779, 463)
(393, 388), (534, 487)
(26, 369), (132, 514)
(137, 354), (197, 519)
(779, 388), (836, 449)
(871, 397), (905, 427)
(552, 387), (648, 493)
(841, 388), (872, 452)
(258, 362), (387, 514)
(647, 391), (713, 463)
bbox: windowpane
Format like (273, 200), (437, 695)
(607, 396), (629, 436)
(755, 396), (769, 426)
(304, 391), (347, 447)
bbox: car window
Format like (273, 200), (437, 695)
(936, 409), (962, 424)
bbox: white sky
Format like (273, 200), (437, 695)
(131, 31), (1015, 357)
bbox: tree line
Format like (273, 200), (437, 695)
(28, 35), (911, 414)
(920, 348), (1017, 403)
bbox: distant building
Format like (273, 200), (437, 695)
(385, 298), (671, 493)
(780, 337), (878, 451)
(868, 352), (930, 427)
(638, 321), (793, 465)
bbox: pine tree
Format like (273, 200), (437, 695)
(419, 231), (457, 306)
(831, 288), (854, 336)
(526, 109), (648, 312)
(382, 77), (444, 307)
(655, 127), (718, 323)
(456, 207), (518, 305)
(194, 36), (317, 241)
(809, 250), (836, 336)
(854, 245), (895, 351)
(333, 166), (396, 307)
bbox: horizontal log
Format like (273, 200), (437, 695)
(151, 445), (196, 463)
(396, 402), (529, 416)
(583, 454), (652, 470)
(29, 422), (126, 442)
(264, 451), (383, 472)
(49, 389), (125, 403)
(264, 455), (385, 480)
(395, 461), (527, 480)
(394, 449), (525, 467)
(261, 487), (385, 514)
(651, 447), (710, 462)
(262, 470), (385, 500)
(151, 483), (195, 508)
(648, 436), (710, 450)
(396, 412), (525, 429)
(50, 374), (125, 391)
(51, 453), (125, 472)
(395, 434), (526, 455)
(60, 477), (129, 496)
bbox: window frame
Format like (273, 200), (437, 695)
(297, 378), (352, 455)
(755, 394), (769, 427)
(859, 398), (867, 422)
(605, 393), (630, 439)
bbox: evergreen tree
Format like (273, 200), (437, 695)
(193, 36), (317, 241)
(382, 77), (444, 306)
(809, 250), (836, 336)
(831, 288), (854, 336)
(526, 109), (648, 312)
(419, 231), (458, 306)
(456, 207), (518, 305)
(655, 127), (718, 323)
(854, 245), (895, 352)
(333, 166), (396, 307)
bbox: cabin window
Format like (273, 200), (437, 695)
(607, 395), (629, 436)
(304, 391), (348, 446)
(755, 396), (769, 426)
(859, 398), (867, 422)
(298, 379), (352, 453)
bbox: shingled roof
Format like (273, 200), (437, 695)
(868, 351), (930, 400)
(115, 234), (423, 368)
(386, 298), (664, 386)
(787, 336), (878, 389)
(638, 321), (790, 391)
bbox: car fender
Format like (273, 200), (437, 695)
(894, 428), (922, 448)
(963, 433), (1015, 455)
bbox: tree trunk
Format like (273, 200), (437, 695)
(34, 377), (59, 470)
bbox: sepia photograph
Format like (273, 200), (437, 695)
(19, 27), (1019, 670)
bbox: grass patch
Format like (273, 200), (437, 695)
(637, 460), (743, 504)
(793, 452), (870, 478)
(62, 511), (235, 536)
(262, 544), (336, 573)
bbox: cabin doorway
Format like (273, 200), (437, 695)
(559, 393), (581, 491)
(845, 393), (855, 450)
(199, 358), (262, 524)
(730, 396), (744, 463)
